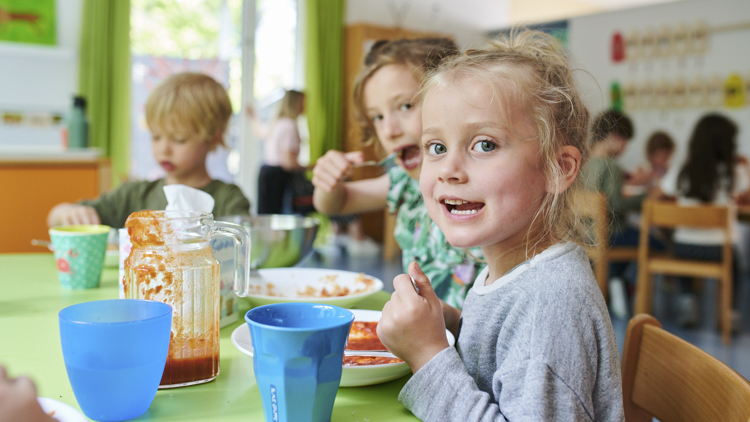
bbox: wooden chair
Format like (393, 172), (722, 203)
(575, 190), (639, 302)
(622, 314), (750, 421)
(635, 199), (735, 344)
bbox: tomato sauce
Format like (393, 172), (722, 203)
(161, 353), (219, 385)
(346, 321), (387, 351)
(124, 211), (221, 387)
(342, 321), (404, 366)
(343, 355), (402, 366)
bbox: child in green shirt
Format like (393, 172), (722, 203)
(47, 73), (250, 229)
(311, 38), (484, 309)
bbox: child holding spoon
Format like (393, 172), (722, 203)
(312, 38), (484, 308)
(378, 30), (623, 421)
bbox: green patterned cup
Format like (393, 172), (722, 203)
(49, 225), (111, 289)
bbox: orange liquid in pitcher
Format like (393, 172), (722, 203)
(124, 211), (221, 387)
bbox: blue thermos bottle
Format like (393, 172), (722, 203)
(67, 96), (88, 149)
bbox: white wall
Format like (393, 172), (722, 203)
(0, 0), (82, 149)
(345, 0), (505, 48)
(0, 0), (82, 112)
(568, 0), (750, 171)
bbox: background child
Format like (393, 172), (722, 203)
(377, 30), (623, 421)
(584, 110), (646, 243)
(311, 38), (483, 308)
(626, 130), (675, 192)
(660, 113), (749, 326)
(583, 109), (663, 316)
(257, 89), (307, 214)
(47, 72), (250, 229)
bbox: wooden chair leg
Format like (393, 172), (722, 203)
(721, 275), (732, 345)
(635, 271), (653, 315)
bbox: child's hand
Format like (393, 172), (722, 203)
(47, 203), (101, 227)
(0, 366), (55, 422)
(627, 167), (653, 187)
(378, 262), (450, 373)
(311, 150), (365, 193)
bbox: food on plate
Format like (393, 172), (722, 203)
(343, 321), (403, 366)
(343, 355), (402, 366)
(346, 321), (385, 350)
(246, 272), (377, 298)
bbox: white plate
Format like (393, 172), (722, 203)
(231, 309), (456, 387)
(245, 268), (384, 309)
(37, 397), (87, 422)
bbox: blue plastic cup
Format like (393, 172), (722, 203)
(245, 303), (354, 422)
(59, 299), (173, 422)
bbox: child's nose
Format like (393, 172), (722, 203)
(157, 141), (172, 155)
(438, 153), (468, 183)
(381, 115), (403, 140)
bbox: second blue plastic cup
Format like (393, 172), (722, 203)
(59, 299), (172, 422)
(245, 303), (354, 422)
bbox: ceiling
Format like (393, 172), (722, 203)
(507, 0), (684, 29)
(346, 0), (686, 32)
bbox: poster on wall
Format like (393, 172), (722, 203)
(0, 0), (56, 45)
(487, 20), (569, 49)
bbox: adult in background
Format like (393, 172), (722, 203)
(257, 89), (306, 214)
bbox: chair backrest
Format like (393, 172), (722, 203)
(641, 199), (734, 230)
(622, 314), (750, 422)
(637, 199), (734, 270)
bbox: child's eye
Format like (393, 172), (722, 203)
(399, 103), (412, 111)
(173, 138), (188, 145)
(427, 143), (447, 155)
(370, 114), (383, 123)
(472, 139), (496, 153)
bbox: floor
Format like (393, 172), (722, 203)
(299, 245), (750, 381)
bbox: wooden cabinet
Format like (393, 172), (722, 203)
(0, 154), (111, 253)
(343, 23), (448, 260)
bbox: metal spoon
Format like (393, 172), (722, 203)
(344, 350), (398, 358)
(31, 239), (54, 251)
(353, 152), (397, 168)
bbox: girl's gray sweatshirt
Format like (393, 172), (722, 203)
(399, 243), (624, 422)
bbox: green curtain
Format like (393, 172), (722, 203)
(305, 0), (345, 163)
(79, 0), (131, 187)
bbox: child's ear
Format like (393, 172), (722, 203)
(546, 145), (581, 194)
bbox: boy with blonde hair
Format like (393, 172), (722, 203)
(47, 72), (250, 228)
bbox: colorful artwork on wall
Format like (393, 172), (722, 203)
(0, 0), (56, 45)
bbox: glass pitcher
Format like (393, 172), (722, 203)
(123, 210), (252, 388)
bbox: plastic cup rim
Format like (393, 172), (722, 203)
(49, 225), (111, 235)
(59, 299), (172, 326)
(245, 303), (355, 331)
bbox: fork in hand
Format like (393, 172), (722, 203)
(352, 152), (397, 168)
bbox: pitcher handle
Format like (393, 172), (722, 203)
(213, 220), (253, 297)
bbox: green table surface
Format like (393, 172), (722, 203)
(0, 253), (418, 422)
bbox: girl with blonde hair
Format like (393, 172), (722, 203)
(378, 30), (624, 421)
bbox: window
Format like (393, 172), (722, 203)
(129, 0), (244, 182)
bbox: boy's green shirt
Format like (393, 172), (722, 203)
(80, 179), (251, 229)
(582, 156), (646, 236)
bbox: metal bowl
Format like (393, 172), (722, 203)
(219, 214), (319, 271)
